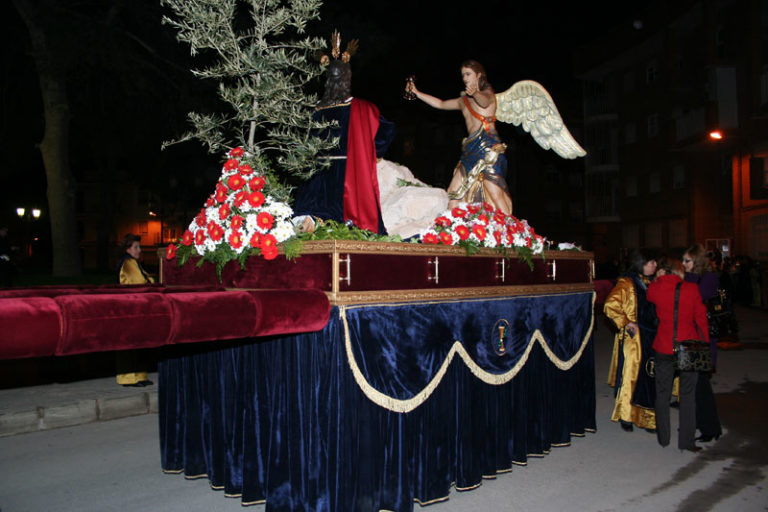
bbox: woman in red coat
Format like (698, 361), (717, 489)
(647, 260), (709, 452)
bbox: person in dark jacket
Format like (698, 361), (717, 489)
(683, 244), (722, 442)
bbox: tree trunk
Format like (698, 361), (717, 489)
(13, 0), (82, 277)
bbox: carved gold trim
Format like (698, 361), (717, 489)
(287, 240), (594, 260)
(327, 283), (594, 305)
(341, 292), (596, 413)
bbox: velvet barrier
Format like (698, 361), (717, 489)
(0, 288), (330, 359)
(158, 291), (596, 511)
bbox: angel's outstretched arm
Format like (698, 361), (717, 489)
(406, 81), (461, 110)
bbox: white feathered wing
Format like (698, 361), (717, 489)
(495, 80), (586, 159)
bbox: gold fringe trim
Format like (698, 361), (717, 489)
(413, 495), (450, 506)
(242, 499), (267, 506)
(342, 292), (595, 413)
(455, 482), (483, 492)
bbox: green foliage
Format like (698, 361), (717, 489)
(161, 0), (336, 199)
(296, 220), (403, 243)
(396, 178), (426, 188)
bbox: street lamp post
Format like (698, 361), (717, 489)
(16, 206), (43, 259)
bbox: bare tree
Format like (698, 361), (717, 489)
(11, 0), (81, 277)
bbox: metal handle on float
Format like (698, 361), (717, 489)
(546, 259), (557, 281)
(495, 259), (506, 282)
(339, 254), (351, 286)
(427, 257), (439, 284)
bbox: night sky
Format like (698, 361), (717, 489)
(0, 0), (644, 236)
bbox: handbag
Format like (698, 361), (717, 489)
(706, 289), (738, 338)
(673, 282), (713, 372)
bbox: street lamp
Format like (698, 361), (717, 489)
(16, 207), (25, 218)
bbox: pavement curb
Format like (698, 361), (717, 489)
(0, 389), (157, 437)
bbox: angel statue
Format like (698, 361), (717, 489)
(405, 60), (585, 215)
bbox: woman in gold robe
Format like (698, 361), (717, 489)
(115, 233), (154, 387)
(604, 250), (658, 432)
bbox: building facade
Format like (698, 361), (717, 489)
(576, 0), (768, 267)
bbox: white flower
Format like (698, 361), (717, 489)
(203, 238), (218, 253)
(271, 221), (295, 243)
(245, 213), (260, 233)
(266, 201), (293, 219)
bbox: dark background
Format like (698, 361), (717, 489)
(0, 0), (644, 272)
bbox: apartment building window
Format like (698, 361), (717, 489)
(761, 65), (768, 106)
(622, 224), (640, 248)
(716, 26), (726, 58)
(646, 60), (657, 84)
(672, 165), (685, 189)
(649, 172), (660, 194)
(544, 164), (560, 185)
(645, 221), (663, 248)
(545, 199), (562, 222)
(647, 113), (659, 137)
(626, 176), (638, 197)
(624, 123), (636, 144)
(623, 70), (635, 92)
(669, 219), (687, 248)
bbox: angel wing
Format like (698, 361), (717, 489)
(495, 80), (586, 159)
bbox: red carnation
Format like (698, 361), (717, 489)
(228, 147), (245, 158)
(438, 231), (453, 245)
(248, 176), (266, 191)
(482, 202), (495, 213)
(215, 186), (229, 204)
(165, 244), (177, 260)
(248, 191), (265, 208)
(218, 203), (231, 221)
(526, 238), (533, 248)
(205, 196), (215, 208)
(493, 231), (502, 245)
(228, 230), (244, 250)
(238, 164), (253, 175)
(451, 207), (468, 219)
(471, 224), (487, 240)
(434, 216), (452, 228)
(181, 230), (194, 246)
(195, 209), (207, 227)
(493, 212), (507, 224)
(466, 204), (481, 214)
(223, 158), (239, 171)
(422, 232), (439, 244)
(207, 221), (224, 242)
(231, 215), (244, 230)
(195, 229), (207, 245)
(477, 214), (489, 226)
(261, 245), (279, 260)
(260, 234), (279, 260)
(257, 211), (274, 231)
(455, 225), (470, 241)
(227, 174), (246, 191)
(233, 190), (249, 208)
(249, 232), (262, 248)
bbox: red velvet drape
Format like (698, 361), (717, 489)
(343, 98), (381, 232)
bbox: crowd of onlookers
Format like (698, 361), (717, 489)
(597, 249), (764, 309)
(602, 244), (730, 452)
